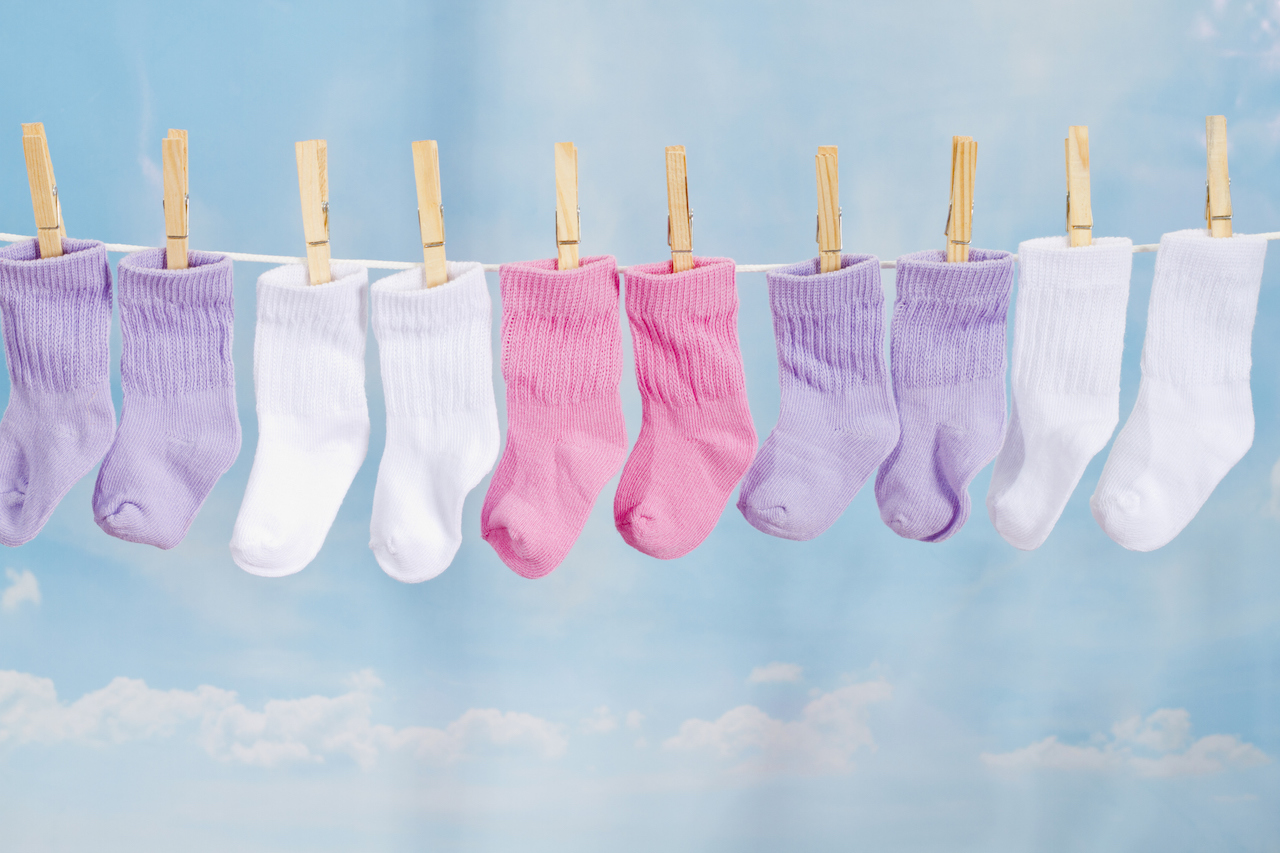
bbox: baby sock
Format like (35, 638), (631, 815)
(737, 255), (898, 540)
(0, 238), (116, 546)
(480, 255), (626, 578)
(369, 262), (499, 582)
(230, 262), (370, 576)
(1091, 229), (1267, 551)
(93, 248), (240, 548)
(875, 248), (1014, 542)
(986, 236), (1132, 550)
(614, 257), (756, 559)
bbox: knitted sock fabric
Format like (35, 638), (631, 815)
(481, 255), (626, 578)
(737, 254), (898, 540)
(93, 248), (240, 548)
(615, 257), (756, 558)
(875, 248), (1014, 542)
(230, 262), (370, 576)
(1091, 229), (1267, 551)
(986, 236), (1132, 550)
(0, 238), (116, 546)
(369, 262), (499, 582)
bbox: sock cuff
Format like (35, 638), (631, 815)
(372, 262), (494, 416)
(371, 261), (488, 335)
(892, 248), (1014, 304)
(117, 248), (234, 305)
(1143, 228), (1267, 382)
(498, 256), (621, 403)
(622, 257), (736, 317)
(1016, 236), (1134, 292)
(766, 254), (883, 312)
(890, 248), (1013, 388)
(117, 249), (235, 396)
(498, 255), (618, 317)
(254, 262), (368, 415)
(1011, 236), (1132, 394)
(0, 237), (112, 391)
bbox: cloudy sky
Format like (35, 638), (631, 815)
(2, 0), (1279, 850)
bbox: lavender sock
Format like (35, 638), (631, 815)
(0, 238), (116, 546)
(93, 248), (240, 549)
(874, 248), (1014, 542)
(737, 255), (898, 540)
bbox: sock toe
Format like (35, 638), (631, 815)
(482, 522), (558, 579)
(738, 498), (818, 541)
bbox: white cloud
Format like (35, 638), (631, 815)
(2, 569), (40, 612)
(663, 679), (891, 776)
(624, 710), (645, 730)
(0, 669), (565, 770)
(746, 662), (803, 684)
(982, 708), (1270, 778)
(581, 705), (618, 734)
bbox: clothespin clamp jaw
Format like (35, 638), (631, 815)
(1065, 125), (1093, 248)
(412, 140), (448, 288)
(555, 142), (580, 270)
(163, 129), (190, 269)
(1205, 115), (1232, 238)
(21, 122), (64, 259)
(295, 139), (332, 285)
(944, 136), (976, 263)
(816, 145), (842, 273)
(666, 145), (693, 273)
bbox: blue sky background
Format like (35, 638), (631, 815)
(2, 1), (1279, 850)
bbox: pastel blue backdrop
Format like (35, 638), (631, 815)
(1, 1), (1278, 850)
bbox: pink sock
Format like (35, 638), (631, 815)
(614, 257), (757, 558)
(480, 255), (627, 578)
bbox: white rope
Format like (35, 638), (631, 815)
(3, 232), (1278, 273)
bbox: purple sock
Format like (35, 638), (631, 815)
(0, 238), (116, 546)
(874, 248), (1014, 542)
(737, 255), (898, 540)
(93, 248), (240, 549)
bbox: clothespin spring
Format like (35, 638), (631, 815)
(816, 208), (842, 254)
(1065, 194), (1093, 232)
(556, 206), (582, 247)
(1205, 179), (1233, 223)
(667, 211), (693, 253)
(944, 201), (975, 245)
(418, 203), (445, 250)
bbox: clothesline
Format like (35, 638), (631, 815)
(3, 231), (1280, 273)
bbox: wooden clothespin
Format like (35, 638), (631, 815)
(295, 139), (331, 285)
(21, 123), (64, 258)
(554, 142), (579, 270)
(945, 135), (977, 263)
(666, 145), (693, 273)
(411, 140), (448, 287)
(1205, 115), (1232, 238)
(1065, 125), (1092, 247)
(163, 129), (189, 269)
(816, 145), (841, 273)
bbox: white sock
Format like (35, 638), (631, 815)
(987, 236), (1132, 550)
(1091, 229), (1267, 551)
(368, 262), (499, 582)
(230, 262), (370, 576)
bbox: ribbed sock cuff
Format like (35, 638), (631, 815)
(893, 248), (1014, 303)
(117, 248), (235, 395)
(1016, 236), (1133, 293)
(498, 255), (618, 316)
(766, 254), (883, 312)
(623, 256), (736, 317)
(0, 237), (112, 391)
(372, 261), (488, 336)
